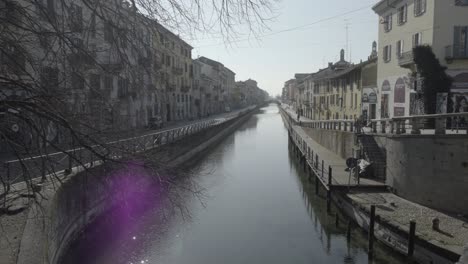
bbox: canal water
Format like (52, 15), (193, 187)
(63, 104), (404, 264)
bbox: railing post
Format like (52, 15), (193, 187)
(4, 162), (11, 193)
(396, 120), (402, 134)
(368, 205), (376, 258)
(435, 117), (446, 135)
(408, 220), (416, 259)
(321, 160), (324, 179)
(410, 118), (421, 135)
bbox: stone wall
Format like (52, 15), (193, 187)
(373, 134), (468, 216)
(295, 120), (468, 216)
(302, 127), (356, 160)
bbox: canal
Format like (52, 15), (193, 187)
(63, 104), (404, 264)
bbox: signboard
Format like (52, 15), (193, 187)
(368, 92), (377, 104)
(362, 93), (369, 103)
(394, 78), (406, 103)
(382, 80), (391, 92)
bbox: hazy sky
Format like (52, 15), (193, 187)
(189, 0), (378, 96)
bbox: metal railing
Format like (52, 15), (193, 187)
(398, 51), (414, 67)
(280, 104), (468, 135)
(368, 112), (468, 135)
(1, 106), (256, 192)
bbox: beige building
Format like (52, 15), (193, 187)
(156, 24), (193, 122)
(373, 0), (468, 118)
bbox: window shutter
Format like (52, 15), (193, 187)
(453, 26), (461, 57)
(414, 0), (418, 16)
(389, 45), (392, 61)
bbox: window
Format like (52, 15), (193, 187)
(71, 72), (84, 90)
(90, 14), (96, 38)
(104, 75), (113, 90)
(455, 0), (468, 6)
(397, 5), (407, 25)
(355, 94), (358, 109)
(414, 0), (426, 16)
(396, 40), (404, 58)
(384, 14), (392, 32)
(69, 4), (83, 32)
(383, 45), (392, 62)
(118, 77), (129, 98)
(90, 74), (100, 90)
(413, 32), (422, 47)
(104, 22), (113, 42)
(454, 26), (468, 57)
(36, 0), (56, 21)
(120, 31), (127, 48)
(41, 67), (59, 91)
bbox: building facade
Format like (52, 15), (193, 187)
(373, 0), (468, 118)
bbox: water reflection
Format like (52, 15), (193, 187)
(63, 104), (404, 264)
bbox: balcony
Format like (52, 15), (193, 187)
(398, 51), (414, 68)
(445, 45), (468, 63)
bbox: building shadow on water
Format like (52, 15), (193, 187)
(287, 140), (406, 264)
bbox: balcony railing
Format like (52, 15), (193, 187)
(445, 45), (468, 60)
(398, 51), (414, 67)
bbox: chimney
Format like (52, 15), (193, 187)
(340, 49), (345, 61)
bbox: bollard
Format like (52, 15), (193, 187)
(315, 174), (319, 195)
(408, 220), (416, 258)
(368, 205), (376, 259)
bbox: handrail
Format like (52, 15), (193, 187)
(1, 106), (257, 189)
(280, 104), (467, 136)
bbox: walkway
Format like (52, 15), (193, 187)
(293, 125), (385, 189)
(347, 191), (468, 258)
(281, 105), (384, 189)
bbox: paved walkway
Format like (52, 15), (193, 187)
(293, 125), (385, 188)
(347, 191), (468, 257)
(281, 105), (384, 188)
